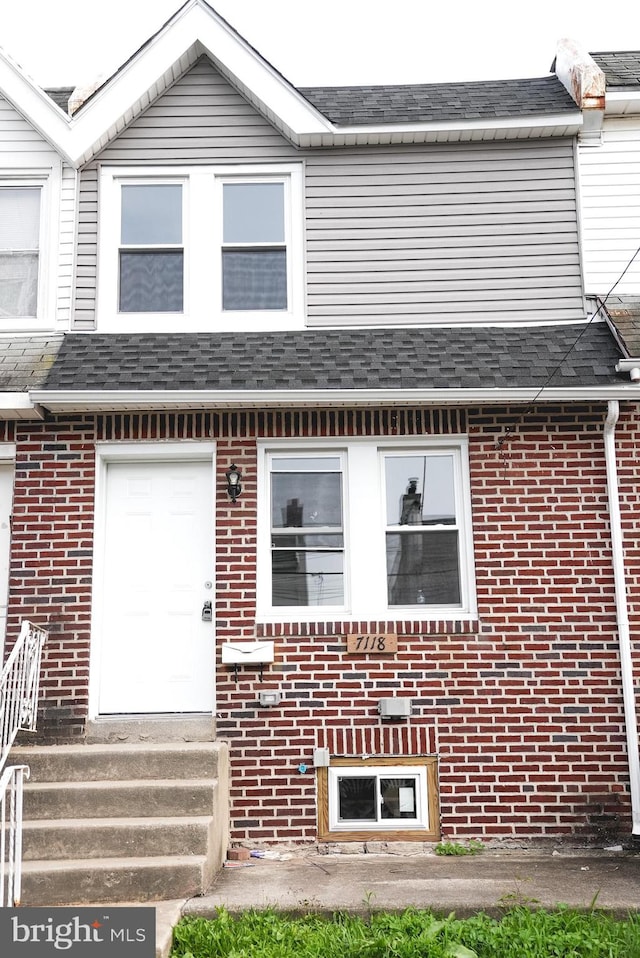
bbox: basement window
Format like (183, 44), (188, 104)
(317, 757), (439, 841)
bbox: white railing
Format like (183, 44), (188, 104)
(0, 620), (47, 771)
(0, 620), (47, 907)
(0, 764), (29, 905)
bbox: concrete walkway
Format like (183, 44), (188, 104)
(152, 846), (640, 957)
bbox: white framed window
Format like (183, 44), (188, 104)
(0, 171), (58, 329)
(118, 181), (184, 313)
(317, 757), (439, 840)
(98, 164), (304, 332)
(257, 437), (476, 622)
(329, 765), (429, 831)
(0, 186), (40, 319)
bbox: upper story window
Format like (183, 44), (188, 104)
(257, 438), (476, 623)
(222, 181), (287, 311)
(0, 186), (41, 320)
(99, 164), (303, 332)
(119, 183), (183, 313)
(0, 169), (60, 331)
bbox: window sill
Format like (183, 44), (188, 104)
(96, 310), (306, 333)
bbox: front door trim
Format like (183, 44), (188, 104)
(89, 441), (217, 720)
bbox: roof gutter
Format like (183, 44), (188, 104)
(0, 395), (45, 420)
(29, 385), (640, 412)
(604, 400), (640, 835)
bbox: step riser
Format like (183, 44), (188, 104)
(24, 784), (217, 820)
(21, 861), (208, 906)
(22, 821), (212, 861)
(11, 746), (220, 782)
(12, 741), (230, 907)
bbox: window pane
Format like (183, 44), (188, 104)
(223, 182), (284, 243)
(222, 249), (287, 310)
(121, 184), (182, 244)
(272, 533), (344, 549)
(272, 549), (343, 606)
(0, 188), (40, 249)
(337, 777), (377, 821)
(385, 455), (456, 526)
(381, 778), (418, 819)
(119, 251), (183, 312)
(272, 472), (342, 528)
(386, 530), (461, 605)
(0, 253), (38, 317)
(273, 457), (341, 473)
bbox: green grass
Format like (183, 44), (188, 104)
(171, 907), (640, 958)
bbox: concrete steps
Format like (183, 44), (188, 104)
(10, 741), (230, 906)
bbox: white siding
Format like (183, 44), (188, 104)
(305, 141), (584, 326)
(0, 94), (75, 331)
(579, 117), (640, 295)
(75, 58), (586, 330)
(55, 164), (77, 328)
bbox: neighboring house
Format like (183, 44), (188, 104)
(0, 46), (73, 649)
(1, 0), (639, 855)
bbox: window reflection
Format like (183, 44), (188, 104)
(385, 456), (461, 607)
(271, 459), (344, 607)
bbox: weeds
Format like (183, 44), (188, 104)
(434, 839), (485, 856)
(171, 907), (640, 958)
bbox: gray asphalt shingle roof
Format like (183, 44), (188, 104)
(39, 322), (622, 394)
(590, 51), (640, 88)
(43, 87), (74, 112)
(0, 335), (65, 391)
(601, 295), (640, 356)
(298, 76), (576, 126)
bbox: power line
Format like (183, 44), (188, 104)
(496, 241), (640, 449)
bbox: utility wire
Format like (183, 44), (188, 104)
(496, 241), (640, 449)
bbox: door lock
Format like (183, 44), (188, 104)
(201, 600), (213, 622)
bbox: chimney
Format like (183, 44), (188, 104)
(554, 39), (605, 145)
(68, 76), (106, 115)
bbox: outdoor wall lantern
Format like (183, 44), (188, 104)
(225, 463), (242, 502)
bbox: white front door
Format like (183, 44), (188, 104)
(97, 457), (215, 714)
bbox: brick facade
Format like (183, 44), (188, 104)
(7, 402), (639, 843)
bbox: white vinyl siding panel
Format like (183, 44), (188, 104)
(579, 118), (640, 295)
(55, 164), (77, 328)
(0, 95), (59, 157)
(0, 94), (73, 330)
(74, 167), (98, 330)
(76, 59), (585, 329)
(304, 141), (584, 325)
(97, 58), (299, 164)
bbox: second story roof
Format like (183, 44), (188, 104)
(298, 76), (576, 126)
(590, 51), (640, 88)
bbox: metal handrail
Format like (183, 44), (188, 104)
(0, 764), (30, 906)
(0, 620), (47, 772)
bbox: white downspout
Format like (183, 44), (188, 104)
(604, 400), (640, 834)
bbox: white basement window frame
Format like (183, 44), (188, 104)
(256, 437), (476, 623)
(97, 164), (304, 332)
(317, 757), (440, 842)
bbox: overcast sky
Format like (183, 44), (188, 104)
(0, 0), (639, 90)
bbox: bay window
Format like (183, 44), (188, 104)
(258, 438), (476, 621)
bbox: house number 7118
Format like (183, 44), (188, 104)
(346, 633), (398, 654)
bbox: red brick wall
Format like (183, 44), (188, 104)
(7, 403), (639, 843)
